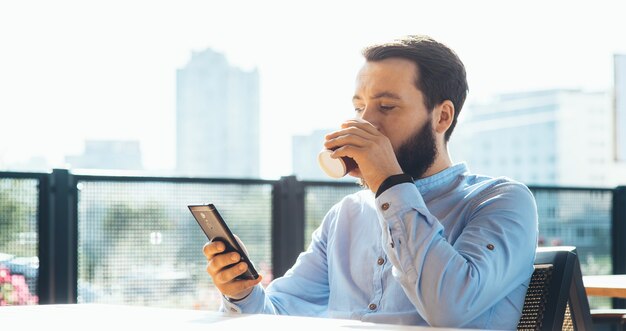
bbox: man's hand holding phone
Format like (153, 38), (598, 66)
(203, 238), (262, 301)
(188, 204), (262, 301)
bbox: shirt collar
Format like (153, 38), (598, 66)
(413, 162), (469, 196)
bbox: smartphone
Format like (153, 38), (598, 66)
(188, 203), (259, 280)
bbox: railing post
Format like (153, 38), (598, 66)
(38, 169), (77, 304)
(612, 185), (626, 308)
(271, 175), (305, 278)
(36, 174), (51, 304)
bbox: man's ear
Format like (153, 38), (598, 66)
(433, 100), (455, 134)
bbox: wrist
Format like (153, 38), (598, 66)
(226, 288), (253, 302)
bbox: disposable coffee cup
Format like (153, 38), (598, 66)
(317, 149), (358, 178)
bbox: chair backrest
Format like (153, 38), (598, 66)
(518, 246), (594, 331)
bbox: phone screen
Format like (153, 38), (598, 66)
(188, 204), (259, 280)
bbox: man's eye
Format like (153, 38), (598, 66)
(354, 107), (364, 113)
(380, 105), (395, 111)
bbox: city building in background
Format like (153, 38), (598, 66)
(65, 140), (143, 170)
(292, 129), (353, 181)
(176, 48), (260, 178)
(450, 89), (613, 187)
(615, 54), (626, 163)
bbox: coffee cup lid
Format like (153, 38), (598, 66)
(317, 149), (346, 178)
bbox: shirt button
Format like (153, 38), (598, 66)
(381, 202), (390, 211)
(369, 303), (377, 310)
(377, 257), (384, 265)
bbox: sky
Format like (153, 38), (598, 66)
(1, 0), (625, 179)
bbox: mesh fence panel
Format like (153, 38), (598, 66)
(0, 177), (39, 305)
(76, 179), (273, 310)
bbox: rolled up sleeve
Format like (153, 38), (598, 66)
(376, 181), (538, 328)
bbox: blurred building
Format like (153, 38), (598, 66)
(450, 89), (613, 187)
(293, 129), (329, 180)
(611, 54), (626, 185)
(65, 140), (143, 170)
(176, 49), (260, 178)
(615, 54), (626, 162)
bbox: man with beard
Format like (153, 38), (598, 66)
(203, 35), (538, 330)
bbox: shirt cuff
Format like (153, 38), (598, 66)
(375, 174), (414, 198)
(220, 285), (262, 313)
(375, 180), (430, 226)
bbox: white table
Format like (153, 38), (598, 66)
(583, 274), (626, 299)
(0, 303), (481, 330)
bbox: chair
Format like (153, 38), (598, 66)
(517, 246), (593, 331)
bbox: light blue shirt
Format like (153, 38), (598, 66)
(222, 163), (538, 330)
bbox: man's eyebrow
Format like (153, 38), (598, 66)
(352, 92), (402, 102)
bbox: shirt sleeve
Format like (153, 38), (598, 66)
(219, 209), (333, 316)
(375, 180), (538, 328)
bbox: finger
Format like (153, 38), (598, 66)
(340, 119), (379, 134)
(221, 275), (264, 299)
(327, 125), (374, 140)
(213, 262), (251, 285)
(203, 241), (225, 259)
(325, 125), (368, 141)
(207, 251), (241, 276)
(324, 129), (380, 154)
(330, 144), (365, 160)
(235, 275), (264, 292)
(325, 119), (381, 143)
(325, 129), (377, 150)
(326, 119), (373, 137)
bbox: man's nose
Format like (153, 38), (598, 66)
(358, 106), (380, 129)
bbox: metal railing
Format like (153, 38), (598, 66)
(0, 169), (624, 309)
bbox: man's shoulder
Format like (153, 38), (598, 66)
(338, 188), (374, 208)
(324, 188), (375, 218)
(462, 173), (536, 207)
(464, 172), (532, 194)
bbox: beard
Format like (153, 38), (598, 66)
(358, 120), (438, 189)
(396, 119), (438, 179)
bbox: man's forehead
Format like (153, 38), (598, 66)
(357, 59), (416, 83)
(354, 60), (419, 98)
(360, 58), (417, 74)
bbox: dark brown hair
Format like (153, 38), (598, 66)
(362, 35), (468, 142)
